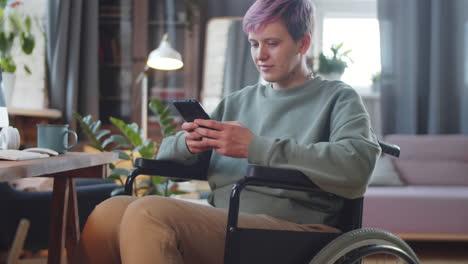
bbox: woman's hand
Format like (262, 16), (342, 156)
(190, 119), (254, 158)
(182, 122), (211, 154)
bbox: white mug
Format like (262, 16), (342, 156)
(0, 126), (20, 150)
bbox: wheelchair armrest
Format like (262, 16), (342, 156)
(133, 158), (207, 180)
(244, 164), (321, 192)
(124, 157), (209, 195)
(378, 140), (400, 157)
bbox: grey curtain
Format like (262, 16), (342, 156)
(47, 0), (99, 128)
(222, 20), (259, 95)
(378, 0), (468, 134)
(0, 80), (4, 107)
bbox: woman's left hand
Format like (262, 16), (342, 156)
(192, 119), (254, 158)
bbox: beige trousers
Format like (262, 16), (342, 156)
(76, 196), (339, 264)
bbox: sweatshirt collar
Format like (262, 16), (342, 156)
(264, 77), (323, 98)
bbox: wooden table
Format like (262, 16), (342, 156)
(0, 152), (118, 264)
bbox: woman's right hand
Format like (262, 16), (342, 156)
(182, 122), (212, 153)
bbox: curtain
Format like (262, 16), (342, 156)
(0, 79), (4, 107)
(47, 0), (99, 128)
(222, 20), (259, 96)
(378, 0), (468, 134)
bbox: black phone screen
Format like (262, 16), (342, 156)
(172, 100), (211, 122)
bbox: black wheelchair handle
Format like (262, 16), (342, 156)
(378, 140), (400, 157)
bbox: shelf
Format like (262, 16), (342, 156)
(98, 0), (201, 126)
(99, 20), (132, 26)
(148, 20), (187, 26)
(8, 108), (62, 119)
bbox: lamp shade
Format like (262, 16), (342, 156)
(147, 34), (184, 70)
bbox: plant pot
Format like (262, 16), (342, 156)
(320, 72), (342, 81)
(1, 72), (16, 106)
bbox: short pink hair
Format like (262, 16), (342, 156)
(243, 0), (315, 41)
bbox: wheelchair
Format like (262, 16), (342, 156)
(124, 140), (420, 264)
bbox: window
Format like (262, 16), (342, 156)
(314, 0), (380, 94)
(322, 18), (380, 93)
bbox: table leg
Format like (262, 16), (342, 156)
(48, 177), (70, 264)
(66, 178), (80, 264)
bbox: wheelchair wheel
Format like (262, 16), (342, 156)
(309, 228), (419, 264)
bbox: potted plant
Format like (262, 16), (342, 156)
(74, 98), (187, 197)
(0, 0), (35, 105)
(318, 43), (352, 81)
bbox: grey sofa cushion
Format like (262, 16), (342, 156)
(369, 155), (405, 186)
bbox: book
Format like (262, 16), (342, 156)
(0, 149), (49, 161)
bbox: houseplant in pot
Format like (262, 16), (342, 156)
(0, 0), (35, 106)
(318, 43), (352, 81)
(74, 98), (186, 197)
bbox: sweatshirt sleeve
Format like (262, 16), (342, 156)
(247, 88), (381, 198)
(155, 131), (197, 164)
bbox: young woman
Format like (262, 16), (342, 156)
(77, 0), (380, 263)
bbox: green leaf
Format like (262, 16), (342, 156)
(139, 188), (154, 196)
(151, 176), (167, 186)
(163, 125), (177, 136)
(111, 149), (131, 160)
(91, 120), (102, 133)
(161, 118), (171, 126)
(111, 168), (130, 177)
(73, 113), (105, 151)
(20, 33), (35, 54)
(137, 141), (156, 159)
(24, 65), (31, 74)
(149, 98), (179, 138)
(136, 179), (153, 186)
(168, 190), (189, 196)
(95, 129), (111, 140)
(1, 57), (15, 73)
(108, 174), (122, 181)
(25, 16), (32, 32)
(83, 115), (92, 124)
(128, 123), (140, 133)
(102, 134), (131, 149)
(111, 187), (125, 196)
(110, 117), (142, 147)
(136, 186), (153, 191)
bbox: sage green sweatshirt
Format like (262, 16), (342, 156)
(157, 77), (381, 226)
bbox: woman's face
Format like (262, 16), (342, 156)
(248, 20), (307, 86)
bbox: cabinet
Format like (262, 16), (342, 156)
(98, 0), (201, 134)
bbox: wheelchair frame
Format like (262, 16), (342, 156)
(124, 140), (419, 264)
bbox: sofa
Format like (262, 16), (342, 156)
(363, 135), (468, 241)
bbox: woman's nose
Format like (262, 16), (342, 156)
(256, 46), (268, 61)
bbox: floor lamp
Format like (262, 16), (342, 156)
(137, 33), (183, 139)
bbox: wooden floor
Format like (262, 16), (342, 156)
(2, 242), (467, 263)
(409, 241), (468, 264)
(363, 241), (468, 263)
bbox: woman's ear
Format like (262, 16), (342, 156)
(298, 33), (311, 54)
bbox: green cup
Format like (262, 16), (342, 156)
(37, 124), (78, 154)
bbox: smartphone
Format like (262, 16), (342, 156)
(172, 100), (211, 122)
